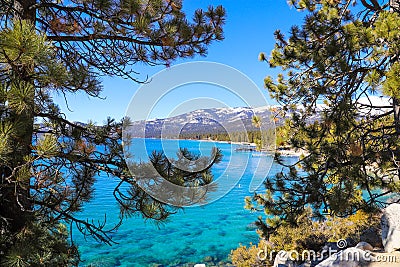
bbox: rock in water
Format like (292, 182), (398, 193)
(381, 203), (400, 253)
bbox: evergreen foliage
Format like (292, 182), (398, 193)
(176, 128), (280, 150)
(249, 0), (400, 237)
(0, 1), (225, 265)
(231, 209), (380, 266)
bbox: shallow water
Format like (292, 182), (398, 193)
(73, 139), (298, 266)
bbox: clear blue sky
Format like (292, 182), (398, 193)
(53, 0), (306, 123)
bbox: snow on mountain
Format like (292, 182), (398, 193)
(126, 106), (274, 138)
(125, 97), (393, 138)
(356, 96), (392, 116)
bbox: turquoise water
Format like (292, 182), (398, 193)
(73, 139), (298, 267)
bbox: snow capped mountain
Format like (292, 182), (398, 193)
(356, 96), (392, 116)
(126, 106), (274, 138)
(125, 97), (392, 138)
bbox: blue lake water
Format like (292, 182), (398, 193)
(73, 139), (298, 267)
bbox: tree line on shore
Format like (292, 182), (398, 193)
(164, 126), (288, 149)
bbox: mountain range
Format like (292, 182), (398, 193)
(124, 96), (392, 138)
(126, 106), (275, 138)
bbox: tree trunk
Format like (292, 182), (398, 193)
(393, 98), (400, 134)
(0, 0), (36, 235)
(13, 0), (36, 22)
(389, 0), (400, 180)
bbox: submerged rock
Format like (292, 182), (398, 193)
(381, 203), (400, 253)
(202, 256), (214, 262)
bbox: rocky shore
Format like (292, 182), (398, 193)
(273, 203), (400, 267)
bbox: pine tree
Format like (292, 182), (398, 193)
(249, 0), (400, 232)
(0, 0), (225, 265)
(251, 116), (263, 151)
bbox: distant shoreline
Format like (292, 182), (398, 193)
(274, 148), (306, 157)
(134, 137), (304, 157)
(179, 138), (305, 157)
